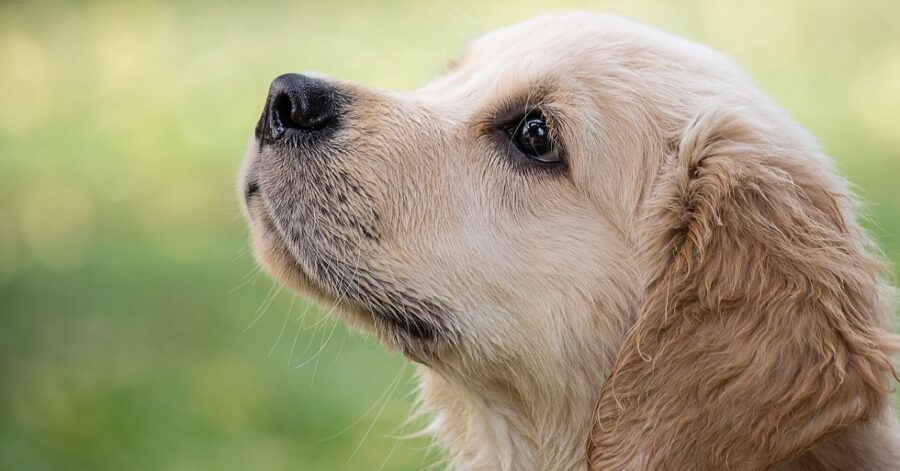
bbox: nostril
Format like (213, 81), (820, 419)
(271, 92), (295, 134)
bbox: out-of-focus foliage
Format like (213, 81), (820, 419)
(1, 0), (898, 469)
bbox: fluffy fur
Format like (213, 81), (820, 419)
(239, 12), (900, 470)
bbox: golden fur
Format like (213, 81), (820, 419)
(239, 12), (900, 470)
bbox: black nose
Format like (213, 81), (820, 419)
(257, 73), (340, 141)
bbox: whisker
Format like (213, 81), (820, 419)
(293, 314), (340, 369)
(243, 283), (282, 332)
(291, 311), (327, 366)
(317, 363), (407, 442)
(288, 302), (314, 365)
(331, 238), (364, 366)
(228, 264), (265, 294)
(377, 374), (422, 470)
(295, 225), (365, 371)
(348, 363), (408, 463)
(229, 242), (254, 264)
(331, 331), (349, 366)
(307, 317), (340, 386)
(268, 296), (295, 356)
(302, 312), (331, 331)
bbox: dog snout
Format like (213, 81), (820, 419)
(256, 73), (341, 142)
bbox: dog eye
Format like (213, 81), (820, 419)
(507, 112), (560, 164)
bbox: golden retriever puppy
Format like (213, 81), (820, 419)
(239, 11), (900, 470)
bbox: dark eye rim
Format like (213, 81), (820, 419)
(493, 108), (566, 168)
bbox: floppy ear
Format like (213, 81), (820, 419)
(587, 103), (899, 469)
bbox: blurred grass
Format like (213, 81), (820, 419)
(1, 0), (898, 469)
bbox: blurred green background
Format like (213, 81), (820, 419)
(1, 0), (898, 469)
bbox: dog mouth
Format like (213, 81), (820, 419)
(243, 178), (455, 357)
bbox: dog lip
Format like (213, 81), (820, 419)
(244, 171), (455, 353)
(257, 209), (452, 346)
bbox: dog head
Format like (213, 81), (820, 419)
(240, 12), (897, 468)
(240, 13), (668, 370)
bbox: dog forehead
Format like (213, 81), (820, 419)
(416, 12), (657, 104)
(475, 11), (620, 52)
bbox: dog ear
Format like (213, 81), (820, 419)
(587, 103), (899, 469)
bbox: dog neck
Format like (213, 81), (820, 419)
(415, 318), (627, 471)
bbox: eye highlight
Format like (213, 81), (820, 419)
(505, 111), (561, 165)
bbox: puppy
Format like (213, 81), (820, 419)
(239, 12), (900, 470)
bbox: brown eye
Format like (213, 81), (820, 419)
(508, 112), (560, 164)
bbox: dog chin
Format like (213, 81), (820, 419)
(246, 210), (438, 358)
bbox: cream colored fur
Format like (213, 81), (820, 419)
(240, 12), (900, 470)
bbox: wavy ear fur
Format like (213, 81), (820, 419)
(587, 103), (899, 470)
